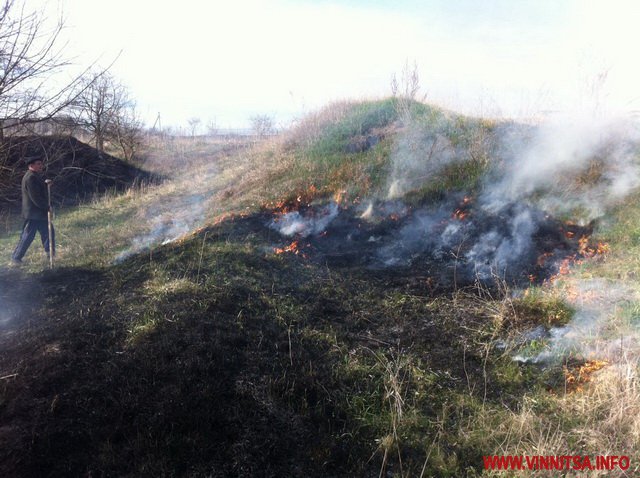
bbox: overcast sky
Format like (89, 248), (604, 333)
(48, 0), (640, 130)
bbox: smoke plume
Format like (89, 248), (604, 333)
(370, 109), (640, 367)
(114, 152), (220, 263)
(270, 202), (339, 237)
(386, 118), (460, 199)
(465, 206), (536, 280)
(514, 279), (640, 364)
(115, 192), (208, 263)
(482, 114), (640, 221)
(0, 271), (33, 330)
(379, 109), (640, 278)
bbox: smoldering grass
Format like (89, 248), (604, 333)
(510, 287), (575, 329)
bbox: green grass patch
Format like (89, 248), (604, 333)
(307, 99), (398, 158)
(511, 288), (575, 328)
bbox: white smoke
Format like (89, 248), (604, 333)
(112, 146), (225, 264)
(386, 119), (458, 199)
(0, 298), (9, 327)
(359, 201), (374, 219)
(377, 209), (454, 266)
(483, 114), (640, 221)
(388, 110), (640, 279)
(115, 192), (208, 263)
(466, 207), (536, 279)
(0, 272), (24, 328)
(514, 279), (639, 364)
(270, 202), (339, 237)
(383, 105), (640, 226)
(361, 106), (640, 369)
(481, 115), (640, 365)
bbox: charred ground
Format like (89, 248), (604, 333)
(266, 196), (596, 289)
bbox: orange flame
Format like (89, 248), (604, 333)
(545, 234), (610, 284)
(333, 189), (346, 205)
(212, 211), (249, 226)
(273, 241), (310, 258)
(536, 252), (554, 267)
(578, 235), (610, 258)
(558, 258), (572, 275)
(274, 240), (300, 255)
(546, 258), (573, 284)
(452, 197), (472, 220)
(453, 209), (468, 220)
(563, 359), (608, 393)
(264, 184), (320, 214)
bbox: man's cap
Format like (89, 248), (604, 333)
(24, 155), (42, 165)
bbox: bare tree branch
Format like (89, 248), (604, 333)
(72, 70), (143, 159)
(0, 0), (109, 137)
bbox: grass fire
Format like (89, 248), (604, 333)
(0, 97), (639, 477)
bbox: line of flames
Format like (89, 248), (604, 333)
(265, 185), (361, 216)
(268, 189), (346, 258)
(540, 235), (610, 285)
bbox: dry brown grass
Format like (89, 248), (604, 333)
(469, 359), (639, 477)
(283, 100), (361, 151)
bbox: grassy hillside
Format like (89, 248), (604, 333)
(0, 99), (638, 477)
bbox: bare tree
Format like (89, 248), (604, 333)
(51, 114), (80, 136)
(187, 117), (201, 137)
(73, 71), (130, 152)
(0, 0), (93, 138)
(250, 114), (275, 138)
(206, 118), (218, 137)
(112, 104), (143, 161)
(0, 0), (102, 204)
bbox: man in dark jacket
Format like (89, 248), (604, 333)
(11, 156), (55, 264)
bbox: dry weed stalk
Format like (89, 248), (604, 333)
(391, 60), (423, 123)
(366, 348), (413, 478)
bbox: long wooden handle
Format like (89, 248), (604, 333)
(47, 183), (54, 269)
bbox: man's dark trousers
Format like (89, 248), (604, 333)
(12, 219), (55, 262)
